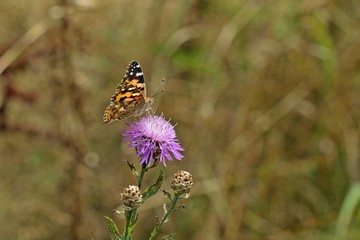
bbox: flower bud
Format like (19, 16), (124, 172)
(121, 185), (143, 210)
(171, 170), (193, 195)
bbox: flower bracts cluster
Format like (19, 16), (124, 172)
(171, 170), (193, 195)
(121, 185), (143, 210)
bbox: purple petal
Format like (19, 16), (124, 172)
(122, 115), (184, 167)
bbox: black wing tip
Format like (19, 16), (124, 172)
(125, 60), (144, 82)
(130, 60), (140, 65)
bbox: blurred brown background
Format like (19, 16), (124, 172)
(1, 0), (360, 239)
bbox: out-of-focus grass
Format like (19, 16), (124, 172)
(335, 182), (360, 240)
(1, 0), (360, 239)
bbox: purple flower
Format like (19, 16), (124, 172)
(123, 115), (184, 167)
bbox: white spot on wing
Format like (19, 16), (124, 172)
(136, 72), (143, 76)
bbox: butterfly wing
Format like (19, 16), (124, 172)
(103, 61), (148, 124)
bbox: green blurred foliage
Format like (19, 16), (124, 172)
(1, 0), (360, 239)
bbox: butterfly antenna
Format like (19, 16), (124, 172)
(150, 78), (166, 98)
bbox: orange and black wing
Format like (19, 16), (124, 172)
(103, 61), (147, 123)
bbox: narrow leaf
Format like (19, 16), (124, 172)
(104, 216), (122, 240)
(125, 160), (138, 178)
(143, 169), (164, 200)
(162, 189), (172, 201)
(128, 212), (138, 230)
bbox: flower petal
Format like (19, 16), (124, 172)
(122, 115), (184, 167)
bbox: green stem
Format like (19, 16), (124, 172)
(149, 194), (180, 240)
(138, 163), (147, 189)
(123, 210), (133, 240)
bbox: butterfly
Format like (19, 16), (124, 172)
(103, 61), (154, 124)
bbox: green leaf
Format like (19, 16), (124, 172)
(162, 189), (172, 202)
(162, 233), (175, 240)
(142, 169), (164, 200)
(104, 216), (122, 240)
(125, 160), (138, 178)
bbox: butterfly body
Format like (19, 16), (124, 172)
(103, 61), (154, 124)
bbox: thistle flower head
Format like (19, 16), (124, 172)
(123, 115), (184, 167)
(171, 170), (193, 196)
(121, 185), (143, 210)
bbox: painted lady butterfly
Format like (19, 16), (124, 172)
(103, 61), (154, 124)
